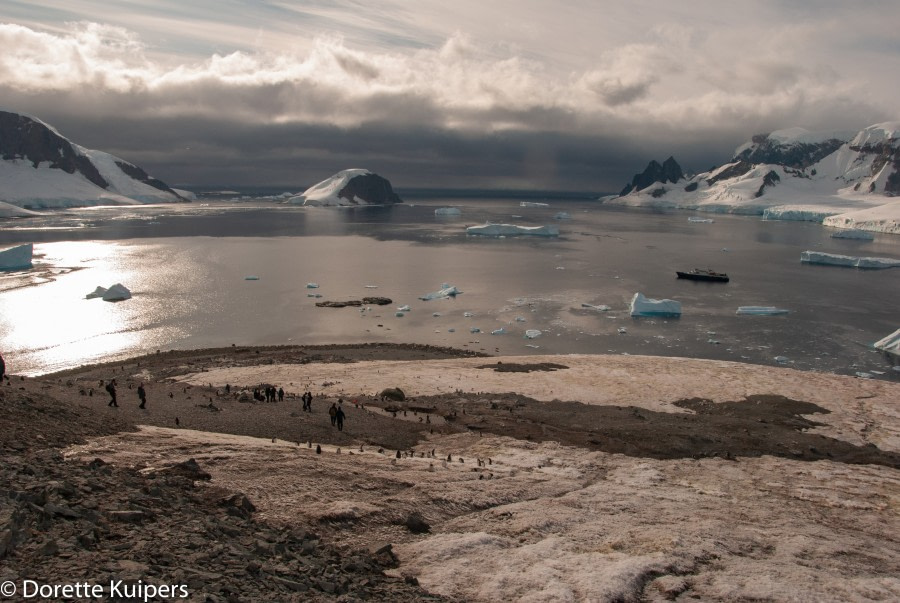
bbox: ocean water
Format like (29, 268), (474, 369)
(1, 196), (898, 377)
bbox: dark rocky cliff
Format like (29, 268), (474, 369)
(337, 173), (402, 204)
(619, 156), (684, 196)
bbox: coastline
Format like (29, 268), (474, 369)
(3, 344), (900, 601)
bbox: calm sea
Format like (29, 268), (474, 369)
(1, 195), (898, 378)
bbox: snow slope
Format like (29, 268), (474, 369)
(607, 122), (900, 234)
(287, 169), (401, 206)
(0, 111), (183, 210)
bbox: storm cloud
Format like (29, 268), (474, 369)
(1, 1), (897, 191)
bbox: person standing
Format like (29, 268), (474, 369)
(328, 403), (337, 426)
(335, 404), (346, 431)
(137, 382), (147, 409)
(106, 379), (118, 407)
(0, 351), (5, 381)
(278, 387), (284, 402)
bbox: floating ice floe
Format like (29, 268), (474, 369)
(855, 372), (873, 379)
(629, 292), (682, 317)
(524, 329), (542, 339)
(873, 328), (900, 357)
(86, 283), (132, 302)
(470, 327), (481, 333)
(395, 312), (405, 317)
(617, 327), (627, 334)
(688, 217), (714, 223)
(364, 285), (378, 289)
(244, 275), (259, 281)
(434, 207), (461, 216)
(519, 201), (548, 207)
(307, 293), (322, 298)
(830, 229), (875, 240)
(491, 328), (506, 335)
(515, 316), (526, 322)
(466, 223), (559, 237)
(736, 306), (790, 315)
(774, 356), (790, 364)
(554, 212), (571, 220)
(419, 285), (461, 301)
(0, 243), (33, 271)
(800, 251), (900, 269)
(581, 303), (612, 311)
(463, 312), (474, 318)
(397, 305), (411, 312)
(306, 282), (320, 288)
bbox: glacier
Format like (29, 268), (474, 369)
(800, 251), (900, 269)
(466, 223), (559, 237)
(0, 243), (33, 271)
(873, 328), (900, 356)
(630, 293), (682, 317)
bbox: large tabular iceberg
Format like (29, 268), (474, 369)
(873, 329), (900, 356)
(630, 292), (682, 317)
(800, 251), (900, 269)
(0, 243), (33, 271)
(466, 223), (559, 237)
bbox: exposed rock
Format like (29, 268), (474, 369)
(380, 388), (406, 401)
(620, 156), (684, 196)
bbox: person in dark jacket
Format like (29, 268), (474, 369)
(106, 379), (118, 407)
(335, 404), (346, 431)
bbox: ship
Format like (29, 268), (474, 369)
(676, 268), (729, 282)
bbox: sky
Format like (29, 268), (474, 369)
(1, 0), (899, 192)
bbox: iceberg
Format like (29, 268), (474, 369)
(524, 329), (542, 339)
(86, 283), (131, 302)
(554, 212), (572, 220)
(736, 306), (790, 315)
(419, 285), (461, 301)
(873, 329), (900, 357)
(0, 243), (33, 271)
(688, 217), (714, 223)
(800, 251), (900, 269)
(581, 303), (611, 311)
(520, 202), (548, 207)
(491, 328), (506, 335)
(630, 292), (682, 317)
(306, 283), (320, 288)
(466, 223), (559, 237)
(397, 305), (411, 312)
(829, 229), (875, 240)
(434, 207), (461, 216)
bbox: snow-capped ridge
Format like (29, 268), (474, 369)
(0, 110), (184, 210)
(608, 121), (900, 234)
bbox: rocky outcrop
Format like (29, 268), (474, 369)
(0, 111), (107, 188)
(619, 156), (684, 196)
(337, 173), (401, 205)
(735, 133), (846, 168)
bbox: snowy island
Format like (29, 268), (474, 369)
(286, 169), (401, 206)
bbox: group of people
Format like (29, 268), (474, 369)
(253, 385), (284, 402)
(328, 400), (346, 431)
(301, 390), (313, 411)
(104, 379), (147, 409)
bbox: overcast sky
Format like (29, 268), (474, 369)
(2, 1), (898, 192)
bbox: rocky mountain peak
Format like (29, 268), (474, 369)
(619, 156), (684, 196)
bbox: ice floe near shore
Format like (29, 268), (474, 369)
(0, 243), (33, 271)
(800, 251), (900, 269)
(874, 329), (900, 357)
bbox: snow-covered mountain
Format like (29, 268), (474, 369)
(0, 110), (184, 216)
(606, 123), (900, 234)
(287, 169), (401, 206)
